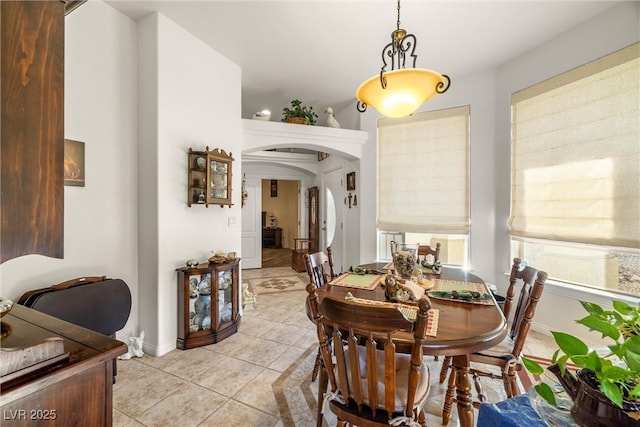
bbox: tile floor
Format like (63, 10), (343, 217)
(112, 266), (556, 427)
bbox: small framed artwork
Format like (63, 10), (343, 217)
(64, 139), (85, 187)
(270, 180), (278, 197)
(346, 172), (356, 191)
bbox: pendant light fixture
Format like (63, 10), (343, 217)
(356, 0), (450, 118)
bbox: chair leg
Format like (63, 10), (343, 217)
(311, 347), (322, 382)
(472, 371), (486, 404)
(439, 355), (452, 383)
(442, 364), (457, 426)
(505, 360), (520, 398)
(316, 365), (328, 427)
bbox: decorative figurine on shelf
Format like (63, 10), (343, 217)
(324, 107), (341, 128)
(269, 213), (278, 228)
(198, 191), (205, 203)
(186, 259), (199, 268)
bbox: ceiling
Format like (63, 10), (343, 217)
(105, 0), (618, 124)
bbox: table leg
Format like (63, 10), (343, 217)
(453, 354), (474, 427)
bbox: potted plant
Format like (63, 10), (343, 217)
(522, 300), (640, 426)
(281, 99), (318, 125)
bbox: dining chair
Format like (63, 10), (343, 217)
(304, 246), (337, 288)
(304, 247), (338, 382)
(439, 258), (547, 425)
(417, 242), (441, 264)
(306, 283), (432, 427)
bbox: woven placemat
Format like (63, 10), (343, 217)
(329, 273), (384, 290)
(345, 295), (439, 337)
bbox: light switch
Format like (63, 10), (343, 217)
(228, 216), (237, 227)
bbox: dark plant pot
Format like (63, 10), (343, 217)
(548, 364), (640, 427)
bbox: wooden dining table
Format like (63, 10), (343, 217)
(316, 262), (507, 427)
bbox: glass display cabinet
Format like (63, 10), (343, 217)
(175, 258), (240, 349)
(187, 147), (234, 208)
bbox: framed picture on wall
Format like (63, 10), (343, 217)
(270, 180), (278, 197)
(346, 172), (356, 191)
(64, 139), (85, 187)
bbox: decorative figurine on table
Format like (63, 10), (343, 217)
(432, 260), (442, 275)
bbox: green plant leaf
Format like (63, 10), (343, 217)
(601, 379), (624, 408)
(581, 300), (605, 316)
(613, 300), (633, 316)
(630, 381), (640, 398)
(601, 364), (632, 382)
(576, 315), (620, 340)
(553, 331), (589, 357)
(521, 356), (544, 375)
(534, 382), (557, 407)
(624, 348), (640, 372)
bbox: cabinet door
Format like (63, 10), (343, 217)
(207, 148), (233, 206)
(217, 268), (234, 327)
(188, 272), (213, 334)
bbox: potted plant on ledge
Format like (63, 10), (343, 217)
(281, 99), (318, 125)
(522, 300), (640, 427)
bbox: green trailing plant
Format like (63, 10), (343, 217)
(522, 300), (640, 409)
(281, 99), (317, 125)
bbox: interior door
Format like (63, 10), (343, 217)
(323, 167), (344, 273)
(241, 175), (261, 269)
(308, 187), (319, 251)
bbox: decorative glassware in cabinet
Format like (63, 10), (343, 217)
(189, 273), (212, 332)
(218, 270), (233, 323)
(206, 148), (234, 207)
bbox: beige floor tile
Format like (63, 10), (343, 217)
(261, 322), (309, 345)
(114, 366), (189, 418)
(199, 398), (279, 427)
(238, 314), (279, 337)
(196, 357), (265, 396)
(139, 347), (228, 380)
(136, 382), (227, 427)
(233, 368), (282, 416)
(233, 336), (290, 366)
(268, 344), (309, 372)
(112, 409), (146, 427)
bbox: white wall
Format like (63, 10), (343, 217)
(137, 13), (242, 355)
(0, 1), (139, 341)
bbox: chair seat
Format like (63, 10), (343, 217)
(340, 345), (431, 413)
(473, 336), (515, 359)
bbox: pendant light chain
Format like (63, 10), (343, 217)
(396, 0), (401, 32)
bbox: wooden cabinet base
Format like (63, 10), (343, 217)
(176, 315), (240, 350)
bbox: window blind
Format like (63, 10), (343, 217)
(510, 43), (640, 248)
(377, 106), (470, 234)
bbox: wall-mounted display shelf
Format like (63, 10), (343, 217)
(187, 147), (234, 208)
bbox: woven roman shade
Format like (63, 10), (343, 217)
(377, 106), (470, 234)
(510, 43), (640, 248)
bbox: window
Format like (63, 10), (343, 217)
(377, 106), (470, 266)
(510, 42), (640, 296)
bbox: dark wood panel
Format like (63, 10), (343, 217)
(1, 1), (65, 263)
